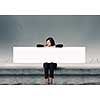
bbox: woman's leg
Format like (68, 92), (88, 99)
(49, 63), (57, 84)
(43, 62), (50, 84)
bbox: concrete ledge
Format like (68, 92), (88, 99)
(0, 63), (100, 69)
(0, 68), (100, 76)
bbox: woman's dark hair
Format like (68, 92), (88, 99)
(46, 37), (55, 46)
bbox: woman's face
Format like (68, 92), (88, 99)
(46, 40), (51, 47)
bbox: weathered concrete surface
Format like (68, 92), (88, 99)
(0, 68), (100, 84)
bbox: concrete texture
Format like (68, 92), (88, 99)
(0, 67), (100, 84)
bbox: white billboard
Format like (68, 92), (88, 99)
(13, 47), (86, 63)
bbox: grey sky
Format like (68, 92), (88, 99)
(0, 15), (100, 63)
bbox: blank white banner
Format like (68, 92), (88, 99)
(13, 47), (86, 63)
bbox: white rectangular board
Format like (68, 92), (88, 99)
(13, 47), (86, 63)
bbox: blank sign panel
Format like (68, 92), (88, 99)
(13, 47), (86, 63)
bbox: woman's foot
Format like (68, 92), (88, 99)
(45, 78), (50, 85)
(49, 78), (54, 85)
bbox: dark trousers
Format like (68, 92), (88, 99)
(43, 62), (57, 79)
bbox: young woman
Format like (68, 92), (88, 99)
(43, 37), (57, 85)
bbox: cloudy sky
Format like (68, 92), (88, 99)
(0, 15), (100, 63)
